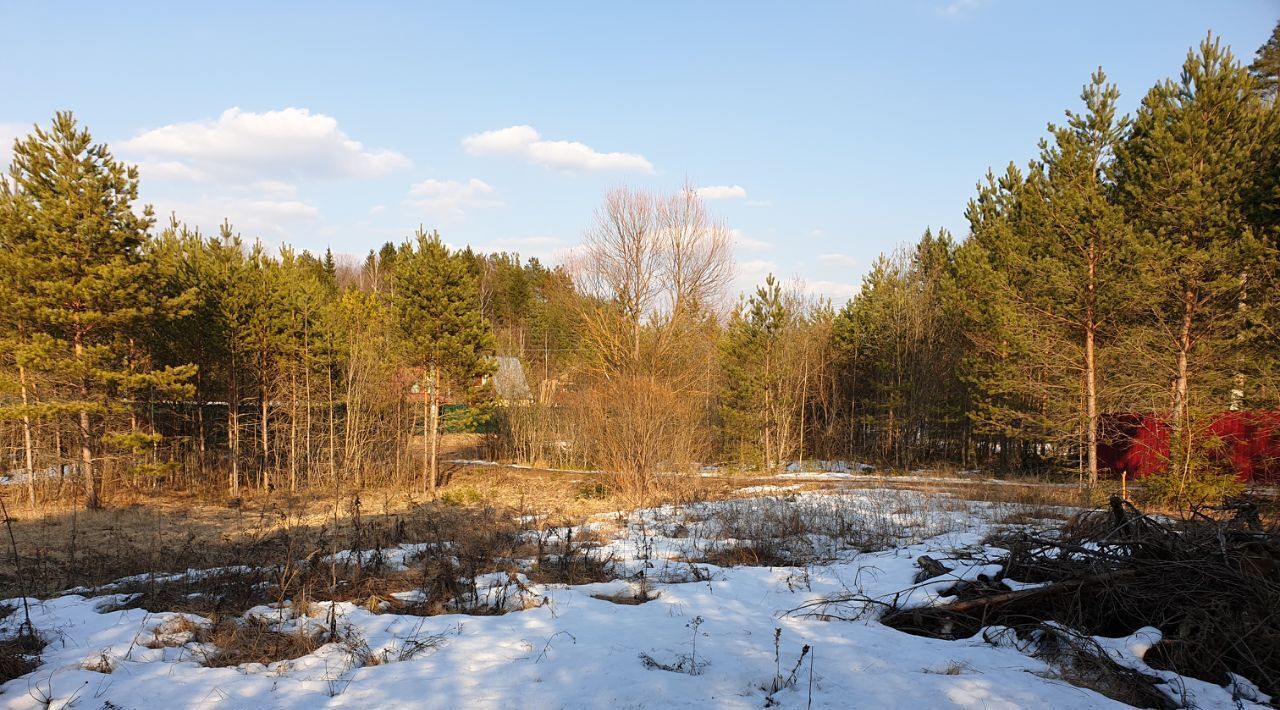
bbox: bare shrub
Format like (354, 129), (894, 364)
(530, 526), (616, 585)
(571, 376), (710, 504)
(762, 628), (812, 706)
(569, 186), (731, 502)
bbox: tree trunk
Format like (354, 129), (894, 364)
(1085, 242), (1098, 488)
(196, 370), (207, 477)
(74, 331), (99, 510)
(394, 393), (404, 486)
(228, 365), (240, 497)
(763, 351), (773, 470)
(18, 365), (37, 509)
(327, 347), (337, 485)
(78, 401), (95, 508)
(427, 381), (437, 491)
(260, 374), (270, 492)
(304, 320), (313, 486)
(1172, 286), (1194, 478)
(427, 365), (441, 493)
(290, 367), (298, 492)
(799, 356), (808, 472)
(1085, 326), (1098, 487)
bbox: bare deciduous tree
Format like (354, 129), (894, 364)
(570, 186), (732, 500)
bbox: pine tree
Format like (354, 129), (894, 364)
(149, 218), (227, 482)
(392, 228), (494, 492)
(951, 165), (1069, 470)
(1115, 36), (1272, 481)
(1251, 20), (1280, 99)
(834, 230), (964, 467)
(0, 113), (194, 509)
(1025, 69), (1137, 485)
(323, 247), (337, 282)
(718, 275), (787, 467)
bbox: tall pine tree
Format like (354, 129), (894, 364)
(1115, 36), (1272, 480)
(0, 113), (193, 509)
(1025, 69), (1137, 485)
(393, 228), (494, 492)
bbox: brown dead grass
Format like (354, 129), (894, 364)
(3, 449), (1167, 605)
(698, 543), (792, 568)
(0, 455), (753, 599)
(199, 616), (322, 668)
(995, 507), (1073, 526)
(0, 635), (43, 685)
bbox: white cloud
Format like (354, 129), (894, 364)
(136, 160), (206, 182)
(408, 178), (502, 219)
(463, 125), (654, 173)
(464, 125), (540, 155)
(695, 185), (748, 201)
(819, 253), (859, 268)
(241, 199), (320, 219)
(803, 279), (859, 303)
(122, 107), (410, 182)
(733, 258), (779, 297)
(0, 122), (27, 174)
(730, 228), (771, 252)
(938, 0), (980, 17)
(369, 204), (386, 216)
(252, 180), (298, 199)
(153, 196), (320, 239)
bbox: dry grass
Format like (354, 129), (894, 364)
(199, 616), (323, 668)
(93, 504), (542, 621)
(699, 543), (793, 568)
(2, 454), (1159, 621)
(0, 635), (43, 685)
(528, 525), (616, 585)
(690, 489), (968, 568)
(0, 456), (753, 600)
(995, 507), (1072, 526)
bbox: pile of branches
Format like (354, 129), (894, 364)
(883, 496), (1280, 702)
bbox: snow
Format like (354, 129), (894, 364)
(0, 488), (1264, 709)
(733, 484), (802, 494)
(0, 465), (67, 487)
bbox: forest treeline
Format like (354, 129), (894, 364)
(1, 33), (1278, 509)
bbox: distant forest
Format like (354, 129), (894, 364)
(1, 31), (1278, 509)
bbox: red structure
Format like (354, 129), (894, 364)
(1097, 411), (1280, 484)
(1097, 413), (1170, 478)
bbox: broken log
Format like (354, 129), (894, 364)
(912, 555), (952, 583)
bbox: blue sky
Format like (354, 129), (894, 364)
(2, 1), (1275, 302)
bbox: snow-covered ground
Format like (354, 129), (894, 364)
(0, 488), (1265, 709)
